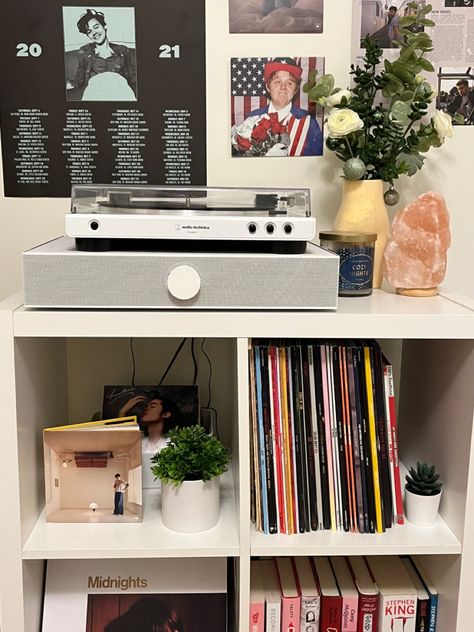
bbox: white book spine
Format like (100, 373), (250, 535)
(266, 601), (281, 632)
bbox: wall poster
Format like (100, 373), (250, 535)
(352, 0), (474, 125)
(0, 2), (207, 197)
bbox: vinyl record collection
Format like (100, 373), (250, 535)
(249, 339), (404, 534)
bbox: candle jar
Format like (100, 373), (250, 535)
(319, 231), (377, 296)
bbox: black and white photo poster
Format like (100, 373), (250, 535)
(0, 1), (206, 197)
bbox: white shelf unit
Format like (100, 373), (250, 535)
(1, 289), (473, 632)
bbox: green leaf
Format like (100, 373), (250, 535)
(390, 100), (411, 124)
(396, 151), (425, 176)
(418, 58), (435, 72)
(399, 16), (416, 27)
(420, 18), (435, 27)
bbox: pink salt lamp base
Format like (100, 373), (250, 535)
(396, 287), (438, 297)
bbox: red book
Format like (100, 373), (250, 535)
(312, 556), (342, 632)
(250, 559), (265, 632)
(276, 557), (301, 632)
(347, 556), (379, 632)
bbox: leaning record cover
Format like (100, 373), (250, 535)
(42, 558), (227, 632)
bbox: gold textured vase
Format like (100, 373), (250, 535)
(334, 179), (389, 289)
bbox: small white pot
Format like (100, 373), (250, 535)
(405, 487), (442, 527)
(161, 477), (220, 532)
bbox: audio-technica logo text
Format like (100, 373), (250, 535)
(175, 224), (211, 230)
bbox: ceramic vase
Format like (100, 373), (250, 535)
(405, 487), (442, 527)
(334, 179), (389, 289)
(161, 477), (220, 532)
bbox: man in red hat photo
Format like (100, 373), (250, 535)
(231, 57), (323, 157)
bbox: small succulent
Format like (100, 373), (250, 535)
(406, 462), (442, 496)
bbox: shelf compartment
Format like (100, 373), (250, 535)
(250, 514), (461, 557)
(22, 470), (239, 559)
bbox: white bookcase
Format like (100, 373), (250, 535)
(1, 290), (473, 632)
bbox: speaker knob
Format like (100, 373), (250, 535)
(167, 265), (201, 300)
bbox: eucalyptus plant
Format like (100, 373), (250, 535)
(150, 424), (231, 486)
(303, 2), (456, 189)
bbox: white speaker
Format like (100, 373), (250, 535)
(23, 236), (339, 310)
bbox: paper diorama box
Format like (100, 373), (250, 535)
(42, 558), (227, 632)
(43, 417), (143, 523)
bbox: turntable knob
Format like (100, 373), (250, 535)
(167, 265), (201, 300)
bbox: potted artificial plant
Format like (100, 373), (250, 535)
(405, 461), (443, 526)
(151, 424), (231, 533)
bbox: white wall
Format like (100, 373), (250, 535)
(0, 0), (472, 302)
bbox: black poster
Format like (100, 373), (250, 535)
(0, 2), (206, 197)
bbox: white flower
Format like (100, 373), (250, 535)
(326, 108), (364, 138)
(325, 89), (353, 108)
(433, 110), (453, 140)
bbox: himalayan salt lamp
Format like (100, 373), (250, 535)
(383, 192), (451, 297)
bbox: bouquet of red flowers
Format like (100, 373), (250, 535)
(232, 112), (290, 156)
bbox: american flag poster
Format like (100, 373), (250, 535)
(230, 56), (325, 157)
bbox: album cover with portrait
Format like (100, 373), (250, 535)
(42, 558), (227, 632)
(230, 56), (325, 158)
(102, 385), (199, 488)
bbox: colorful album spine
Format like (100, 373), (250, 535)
(340, 346), (357, 532)
(370, 343), (393, 530)
(254, 345), (269, 533)
(287, 347), (300, 534)
(383, 360), (404, 525)
(302, 345), (318, 531)
(279, 345), (295, 535)
(327, 344), (343, 530)
(332, 344), (350, 532)
(320, 344), (337, 530)
(363, 345), (383, 533)
(249, 345), (262, 530)
(313, 343), (331, 530)
(261, 346), (278, 533)
(269, 345), (286, 533)
(308, 345), (324, 530)
(346, 346), (365, 533)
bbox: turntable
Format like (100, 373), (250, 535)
(66, 185), (315, 254)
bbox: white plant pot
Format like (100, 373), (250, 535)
(405, 487), (442, 527)
(161, 477), (220, 532)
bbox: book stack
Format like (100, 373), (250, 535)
(249, 556), (438, 632)
(249, 339), (404, 534)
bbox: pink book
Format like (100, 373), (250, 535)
(330, 557), (358, 632)
(276, 557), (301, 632)
(250, 559), (265, 632)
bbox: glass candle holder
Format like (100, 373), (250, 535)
(319, 231), (377, 296)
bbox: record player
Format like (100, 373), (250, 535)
(23, 185), (340, 309)
(66, 185), (315, 254)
